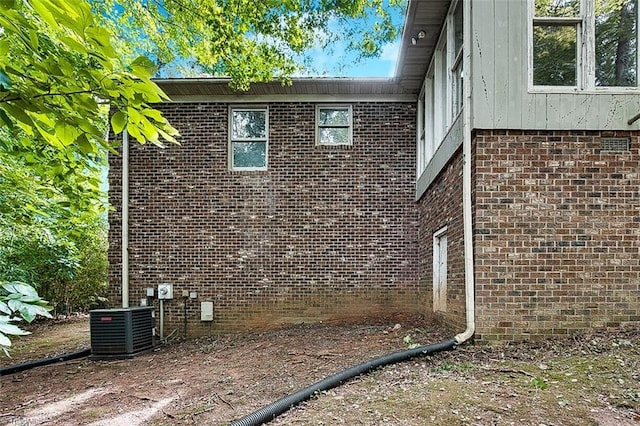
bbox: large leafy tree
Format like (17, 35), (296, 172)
(0, 0), (181, 353)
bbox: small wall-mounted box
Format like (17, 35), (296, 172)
(158, 283), (173, 300)
(201, 301), (214, 321)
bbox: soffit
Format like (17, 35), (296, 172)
(395, 0), (451, 93)
(155, 78), (416, 102)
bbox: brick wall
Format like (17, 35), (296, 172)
(417, 150), (466, 334)
(474, 130), (640, 341)
(108, 101), (422, 336)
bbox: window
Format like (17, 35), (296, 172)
(417, 77), (435, 176)
(316, 105), (352, 146)
(229, 107), (268, 170)
(531, 0), (638, 89)
(451, 0), (464, 118)
(416, 0), (463, 176)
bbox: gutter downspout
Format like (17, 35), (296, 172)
(455, 0), (475, 344)
(122, 129), (129, 308)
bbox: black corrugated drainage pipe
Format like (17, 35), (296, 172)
(230, 338), (458, 426)
(0, 349), (91, 376)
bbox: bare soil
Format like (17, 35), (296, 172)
(0, 316), (638, 426)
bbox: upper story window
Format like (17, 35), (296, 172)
(229, 107), (268, 171)
(417, 0), (463, 177)
(531, 0), (638, 89)
(316, 105), (352, 146)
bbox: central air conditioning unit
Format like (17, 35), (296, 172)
(89, 307), (155, 359)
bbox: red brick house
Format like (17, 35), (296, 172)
(109, 0), (640, 342)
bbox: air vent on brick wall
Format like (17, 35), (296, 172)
(600, 137), (630, 152)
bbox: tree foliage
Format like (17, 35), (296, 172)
(0, 221), (108, 314)
(0, 0), (180, 234)
(0, 0), (181, 353)
(93, 0), (406, 89)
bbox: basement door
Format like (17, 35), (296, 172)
(433, 227), (447, 313)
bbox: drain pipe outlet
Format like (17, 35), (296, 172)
(230, 338), (457, 426)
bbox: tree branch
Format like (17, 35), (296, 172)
(0, 89), (98, 104)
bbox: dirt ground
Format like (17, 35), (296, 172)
(0, 316), (639, 426)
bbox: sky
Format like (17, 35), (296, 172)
(299, 39), (401, 78)
(294, 6), (406, 79)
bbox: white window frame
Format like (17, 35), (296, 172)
(529, 0), (640, 93)
(228, 106), (269, 171)
(315, 104), (353, 146)
(416, 0), (463, 176)
(450, 0), (464, 120)
(417, 75), (435, 177)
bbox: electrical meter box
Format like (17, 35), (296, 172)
(157, 283), (173, 299)
(201, 301), (214, 321)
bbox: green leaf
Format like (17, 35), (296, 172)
(0, 319), (30, 337)
(0, 332), (11, 348)
(141, 108), (166, 123)
(58, 35), (88, 55)
(110, 111), (127, 134)
(30, 0), (61, 30)
(2, 282), (39, 299)
(129, 56), (157, 80)
(76, 134), (95, 155)
(2, 104), (34, 129)
(126, 122), (145, 143)
(55, 122), (81, 146)
(0, 109), (14, 130)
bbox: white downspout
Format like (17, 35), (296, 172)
(455, 0), (475, 344)
(121, 129), (130, 308)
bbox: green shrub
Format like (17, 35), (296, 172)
(0, 219), (107, 315)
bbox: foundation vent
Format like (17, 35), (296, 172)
(600, 137), (630, 152)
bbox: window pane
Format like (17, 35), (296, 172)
(319, 108), (349, 126)
(454, 1), (463, 55)
(533, 24), (577, 85)
(453, 62), (464, 116)
(438, 44), (447, 132)
(535, 0), (580, 17)
(232, 110), (266, 139)
(233, 141), (266, 168)
(595, 0), (638, 87)
(319, 127), (349, 145)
